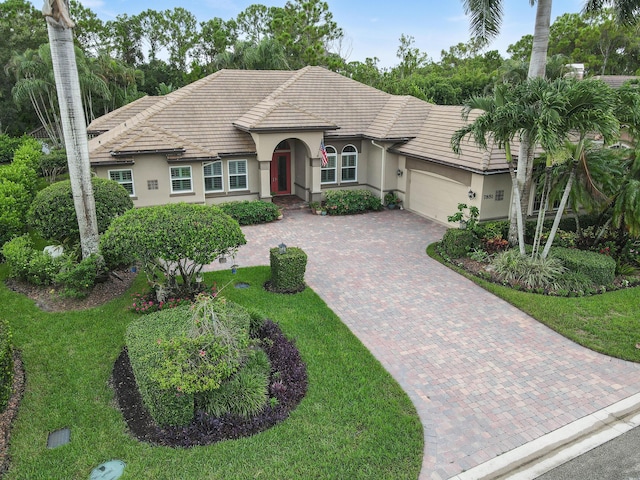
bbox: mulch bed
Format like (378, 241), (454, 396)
(111, 320), (307, 447)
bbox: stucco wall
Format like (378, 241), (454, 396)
(477, 173), (512, 221)
(94, 154), (261, 207)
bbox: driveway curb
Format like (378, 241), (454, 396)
(450, 392), (640, 480)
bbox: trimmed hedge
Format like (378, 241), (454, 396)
(551, 247), (616, 286)
(440, 228), (479, 258)
(324, 189), (382, 215)
(219, 200), (281, 225)
(269, 247), (307, 293)
(0, 318), (13, 412)
(125, 306), (195, 427)
(28, 177), (133, 245)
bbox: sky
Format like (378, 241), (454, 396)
(36, 0), (587, 68)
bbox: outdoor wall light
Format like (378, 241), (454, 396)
(397, 169), (404, 177)
(278, 242), (287, 254)
(468, 190), (476, 200)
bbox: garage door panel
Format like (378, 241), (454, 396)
(408, 170), (468, 225)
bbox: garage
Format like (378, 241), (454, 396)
(408, 170), (469, 225)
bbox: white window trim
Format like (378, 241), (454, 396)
(341, 144), (358, 183)
(228, 159), (248, 191)
(203, 161), (224, 193)
(321, 145), (338, 185)
(108, 168), (135, 197)
(170, 165), (193, 194)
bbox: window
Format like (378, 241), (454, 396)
(204, 161), (223, 192)
(533, 187), (560, 211)
(228, 160), (247, 190)
(341, 145), (357, 182)
(495, 189), (504, 201)
(147, 180), (158, 190)
(109, 169), (134, 196)
(170, 166), (192, 193)
(321, 145), (337, 184)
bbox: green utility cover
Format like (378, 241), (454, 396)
(89, 460), (125, 480)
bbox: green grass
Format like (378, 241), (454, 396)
(428, 244), (640, 363)
(2, 265), (422, 479)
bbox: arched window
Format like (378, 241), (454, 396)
(321, 145), (337, 184)
(341, 145), (357, 182)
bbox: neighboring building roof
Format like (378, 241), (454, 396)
(88, 66), (510, 173)
(592, 75), (639, 89)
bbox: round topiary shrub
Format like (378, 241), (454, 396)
(28, 177), (133, 245)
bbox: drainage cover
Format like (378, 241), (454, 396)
(235, 282), (250, 289)
(89, 460), (125, 480)
(46, 428), (70, 448)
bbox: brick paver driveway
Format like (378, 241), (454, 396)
(206, 208), (640, 479)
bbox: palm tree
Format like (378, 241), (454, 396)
(585, 0), (640, 24)
(43, 0), (100, 259)
(463, 0), (553, 244)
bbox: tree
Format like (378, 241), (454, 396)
(584, 0), (640, 24)
(195, 17), (237, 69)
(463, 0), (553, 245)
(0, 0), (48, 134)
(7, 43), (110, 146)
(104, 13), (144, 66)
(69, 0), (105, 56)
(270, 0), (343, 68)
(160, 8), (198, 72)
(43, 0), (100, 260)
(100, 204), (247, 299)
(235, 4), (273, 43)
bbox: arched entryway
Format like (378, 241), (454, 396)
(270, 140), (291, 195)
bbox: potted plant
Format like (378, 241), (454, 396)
(309, 201), (321, 214)
(384, 191), (400, 209)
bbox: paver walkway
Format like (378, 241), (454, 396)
(205, 208), (640, 479)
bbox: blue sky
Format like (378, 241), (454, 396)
(45, 0), (586, 67)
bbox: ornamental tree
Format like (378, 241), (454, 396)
(100, 203), (246, 298)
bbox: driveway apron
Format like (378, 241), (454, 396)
(206, 209), (640, 479)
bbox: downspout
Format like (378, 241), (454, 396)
(371, 140), (385, 202)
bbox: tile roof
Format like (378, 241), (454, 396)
(592, 75), (639, 89)
(89, 66), (510, 172)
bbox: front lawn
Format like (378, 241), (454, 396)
(428, 244), (640, 363)
(2, 266), (422, 479)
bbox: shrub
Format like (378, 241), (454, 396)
(551, 247), (616, 286)
(447, 203), (479, 231)
(0, 318), (13, 413)
(0, 134), (27, 164)
(492, 250), (567, 290)
(200, 348), (270, 418)
(218, 201), (281, 225)
(555, 271), (593, 296)
(1, 235), (65, 285)
(476, 220), (509, 240)
(482, 237), (509, 254)
(126, 296), (255, 427)
(440, 228), (479, 258)
(0, 180), (30, 249)
(100, 203), (246, 298)
(126, 305), (195, 427)
(324, 189), (382, 215)
(269, 247), (307, 293)
(38, 149), (67, 182)
(54, 254), (104, 298)
(29, 177), (133, 245)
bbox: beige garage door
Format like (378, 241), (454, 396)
(408, 170), (468, 224)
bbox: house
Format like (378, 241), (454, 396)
(88, 66), (516, 225)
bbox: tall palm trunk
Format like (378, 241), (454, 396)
(510, 0), (553, 245)
(44, 0), (100, 259)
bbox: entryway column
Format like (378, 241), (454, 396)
(310, 157), (322, 202)
(258, 159), (272, 201)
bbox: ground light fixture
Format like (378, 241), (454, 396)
(279, 242), (287, 254)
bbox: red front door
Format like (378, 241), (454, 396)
(270, 151), (291, 195)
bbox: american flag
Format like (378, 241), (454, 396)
(320, 140), (329, 167)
